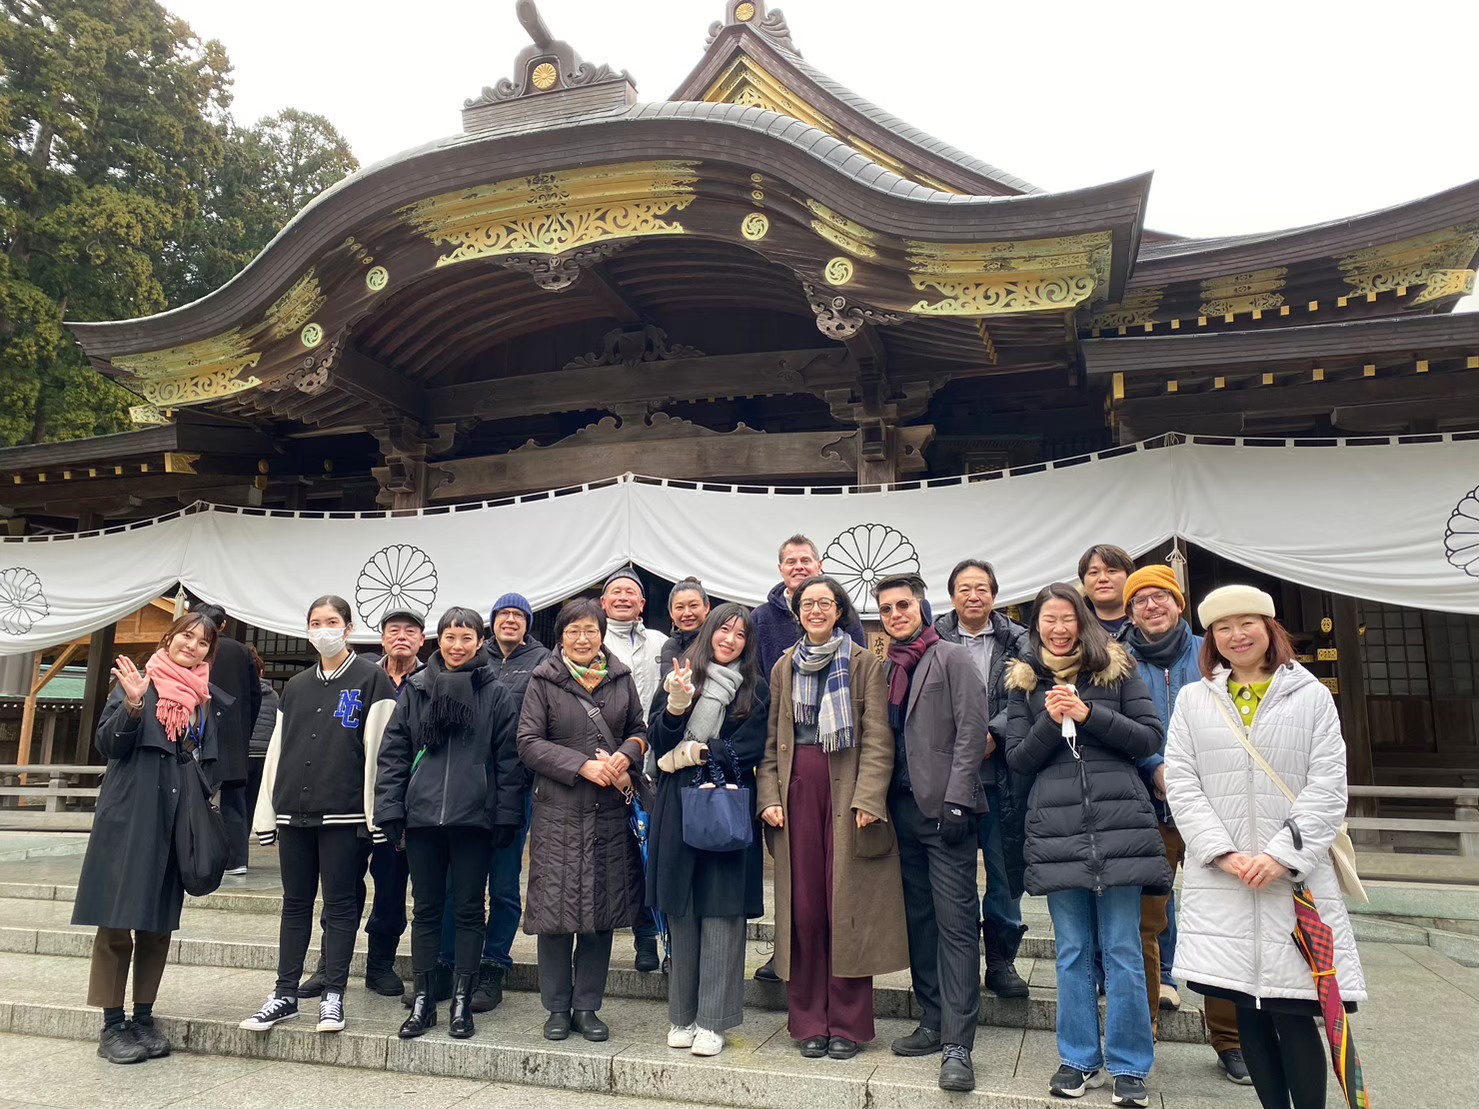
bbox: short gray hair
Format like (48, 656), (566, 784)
(777, 534), (821, 564)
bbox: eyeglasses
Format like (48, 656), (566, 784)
(878, 599), (916, 617)
(563, 628), (601, 641)
(798, 599), (837, 613)
(1130, 589), (1177, 611)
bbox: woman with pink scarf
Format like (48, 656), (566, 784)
(72, 611), (226, 1065)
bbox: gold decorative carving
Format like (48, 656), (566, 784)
(807, 199), (881, 260)
(735, 1), (756, 20)
(264, 270), (326, 340)
(400, 161), (699, 267)
(1199, 267), (1288, 316)
(1338, 223), (1479, 305)
(910, 273), (1097, 316)
(1411, 268), (1475, 306)
(366, 265), (389, 292)
(825, 257), (855, 286)
(113, 330), (263, 407)
(975, 321), (998, 364)
(1091, 286), (1166, 328)
(741, 212), (770, 241)
(128, 404), (169, 426)
(531, 62), (558, 90)
(113, 331), (254, 379)
(300, 322), (325, 348)
(139, 361), (263, 407)
(163, 453), (201, 475)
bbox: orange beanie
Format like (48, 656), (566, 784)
(1123, 564), (1185, 611)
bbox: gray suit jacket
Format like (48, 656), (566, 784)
(901, 641), (991, 819)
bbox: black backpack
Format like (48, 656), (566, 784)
(174, 757), (229, 897)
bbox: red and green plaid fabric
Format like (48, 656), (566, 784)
(1291, 883), (1371, 1108)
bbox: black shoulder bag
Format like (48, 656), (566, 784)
(173, 730), (229, 897)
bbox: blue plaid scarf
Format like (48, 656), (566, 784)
(792, 630), (855, 752)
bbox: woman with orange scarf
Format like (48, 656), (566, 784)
(72, 611), (226, 1065)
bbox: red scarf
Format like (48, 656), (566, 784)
(144, 649), (211, 744)
(886, 625), (940, 711)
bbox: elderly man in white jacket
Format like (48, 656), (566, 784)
(1165, 585), (1365, 1109)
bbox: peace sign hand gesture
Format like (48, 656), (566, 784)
(112, 656), (149, 711)
(664, 659), (696, 715)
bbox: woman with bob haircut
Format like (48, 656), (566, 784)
(376, 606), (523, 1041)
(1166, 586), (1366, 1109)
(757, 574), (907, 1062)
(73, 611), (225, 1064)
(518, 596), (648, 1043)
(1004, 582), (1167, 1107)
(649, 602), (770, 1057)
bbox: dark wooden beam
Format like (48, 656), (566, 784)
(1116, 370), (1479, 425)
(580, 265), (643, 325)
(78, 621), (116, 765)
(332, 347), (427, 420)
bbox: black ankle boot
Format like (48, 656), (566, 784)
(982, 921), (1030, 999)
(397, 972), (437, 1039)
(296, 955), (327, 998)
(471, 960), (503, 1013)
(448, 972), (475, 1039)
(364, 935), (404, 997)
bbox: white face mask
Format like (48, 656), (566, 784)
(307, 627), (348, 659)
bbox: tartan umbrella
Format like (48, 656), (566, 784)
(1284, 819), (1371, 1108)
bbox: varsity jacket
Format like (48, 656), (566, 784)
(252, 653), (398, 844)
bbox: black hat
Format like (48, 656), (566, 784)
(602, 567), (645, 597)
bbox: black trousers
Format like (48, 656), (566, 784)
(891, 790), (982, 1049)
(275, 824), (361, 995)
(1236, 1005), (1328, 1109)
(310, 837), (408, 954)
(405, 826), (492, 976)
(218, 782), (250, 870)
(537, 930), (614, 1013)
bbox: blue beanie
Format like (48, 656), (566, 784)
(490, 592), (534, 627)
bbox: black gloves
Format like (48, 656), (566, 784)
(939, 805), (976, 846)
(379, 819), (405, 848)
(492, 824), (519, 850)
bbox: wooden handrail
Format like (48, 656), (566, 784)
(1348, 786), (1479, 802)
(0, 764), (106, 775)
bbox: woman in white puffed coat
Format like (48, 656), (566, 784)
(1165, 585), (1364, 1109)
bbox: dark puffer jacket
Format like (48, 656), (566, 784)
(518, 651), (648, 935)
(1004, 641), (1170, 896)
(488, 635), (550, 713)
(375, 649), (524, 832)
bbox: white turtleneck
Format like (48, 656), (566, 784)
(603, 618), (668, 711)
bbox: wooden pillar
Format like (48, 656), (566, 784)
(1332, 593), (1374, 786)
(18, 641), (83, 775)
(77, 622), (117, 765)
(855, 422), (899, 487)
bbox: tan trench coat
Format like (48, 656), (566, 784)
(756, 643), (909, 981)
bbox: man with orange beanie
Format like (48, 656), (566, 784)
(1123, 566), (1249, 1086)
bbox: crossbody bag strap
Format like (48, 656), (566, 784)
(1212, 697), (1297, 806)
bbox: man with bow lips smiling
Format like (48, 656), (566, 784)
(874, 573), (991, 1093)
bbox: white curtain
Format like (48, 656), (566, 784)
(3, 436), (1475, 653)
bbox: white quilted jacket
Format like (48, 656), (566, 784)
(1165, 663), (1366, 1003)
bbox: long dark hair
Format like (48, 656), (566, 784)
(681, 603), (761, 720)
(1025, 582), (1112, 676)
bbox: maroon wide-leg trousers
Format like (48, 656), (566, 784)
(785, 745), (875, 1043)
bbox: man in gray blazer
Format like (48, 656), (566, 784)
(874, 573), (991, 1093)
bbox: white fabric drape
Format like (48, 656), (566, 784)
(3, 436), (1475, 653)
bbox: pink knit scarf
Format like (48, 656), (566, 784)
(144, 649), (211, 744)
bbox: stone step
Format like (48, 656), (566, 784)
(0, 897), (1210, 1044)
(0, 950), (1245, 1109)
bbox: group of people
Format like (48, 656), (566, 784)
(71, 534), (1364, 1109)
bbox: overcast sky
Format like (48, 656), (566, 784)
(165, 0), (1478, 296)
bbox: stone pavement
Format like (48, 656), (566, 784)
(0, 843), (1472, 1107)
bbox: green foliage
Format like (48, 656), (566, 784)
(0, 2), (358, 446)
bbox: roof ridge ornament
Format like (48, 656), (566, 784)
(706, 1), (800, 56)
(465, 0), (633, 108)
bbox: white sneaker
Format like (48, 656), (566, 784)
(667, 1022), (697, 1048)
(691, 1027), (725, 1057)
(316, 991), (345, 1033)
(1158, 984), (1182, 1011)
(226, 866), (248, 876)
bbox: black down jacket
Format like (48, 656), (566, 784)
(375, 649), (524, 832)
(517, 651), (648, 935)
(1004, 641), (1171, 897)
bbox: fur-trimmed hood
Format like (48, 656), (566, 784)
(1005, 640), (1135, 694)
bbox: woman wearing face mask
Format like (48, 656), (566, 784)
(375, 607), (523, 1041)
(757, 574), (907, 1062)
(72, 612), (225, 1065)
(242, 596), (399, 1036)
(519, 597), (648, 1043)
(648, 603), (770, 1058)
(1004, 583), (1168, 1108)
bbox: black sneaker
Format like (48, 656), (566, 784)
(239, 994), (299, 1031)
(316, 990), (346, 1033)
(939, 1044), (975, 1092)
(97, 1024), (146, 1064)
(634, 936), (660, 973)
(471, 960), (504, 1013)
(1112, 1075), (1149, 1107)
(1217, 1049), (1253, 1085)
(1049, 1065), (1104, 1099)
(890, 1025), (942, 1057)
(128, 1019), (170, 1058)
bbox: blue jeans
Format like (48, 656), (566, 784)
(1046, 886), (1154, 1080)
(439, 794), (531, 968)
(1159, 890), (1177, 986)
(977, 784), (1023, 931)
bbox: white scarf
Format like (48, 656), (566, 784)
(686, 663), (745, 747)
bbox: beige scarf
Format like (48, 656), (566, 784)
(1038, 646), (1083, 687)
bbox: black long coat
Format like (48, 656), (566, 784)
(209, 636), (261, 786)
(517, 652), (648, 935)
(72, 685), (225, 933)
(646, 679), (770, 920)
(1004, 642), (1171, 897)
